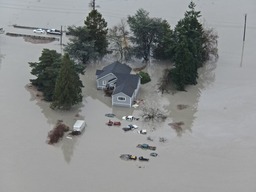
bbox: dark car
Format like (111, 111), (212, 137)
(122, 124), (138, 132)
(138, 156), (149, 161)
(137, 143), (156, 150)
(150, 152), (158, 157)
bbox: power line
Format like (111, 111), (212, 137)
(0, 2), (256, 29)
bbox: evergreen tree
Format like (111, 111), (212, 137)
(84, 9), (108, 58)
(169, 1), (203, 90)
(153, 20), (174, 61)
(29, 49), (62, 101)
(65, 26), (97, 66)
(183, 1), (204, 68)
(65, 9), (108, 64)
(127, 9), (164, 63)
(171, 35), (197, 91)
(51, 53), (83, 110)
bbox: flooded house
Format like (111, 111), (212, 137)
(96, 61), (140, 107)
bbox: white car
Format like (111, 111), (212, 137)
(33, 29), (45, 34)
(138, 129), (147, 134)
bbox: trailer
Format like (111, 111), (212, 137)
(73, 120), (85, 134)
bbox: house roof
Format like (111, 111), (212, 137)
(96, 61), (131, 79)
(96, 61), (140, 97)
(113, 74), (140, 97)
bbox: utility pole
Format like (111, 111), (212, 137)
(92, 0), (95, 10)
(60, 25), (63, 46)
(60, 25), (63, 55)
(240, 14), (247, 67)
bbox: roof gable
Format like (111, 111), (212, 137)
(96, 61), (140, 98)
(113, 74), (140, 97)
(96, 61), (131, 79)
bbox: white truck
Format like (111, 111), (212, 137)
(72, 120), (85, 134)
(46, 29), (62, 35)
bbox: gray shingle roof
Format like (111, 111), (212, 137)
(96, 61), (140, 97)
(113, 74), (140, 97)
(96, 61), (131, 79)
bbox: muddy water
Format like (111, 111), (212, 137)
(1, 0), (256, 192)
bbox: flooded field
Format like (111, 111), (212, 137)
(1, 0), (256, 191)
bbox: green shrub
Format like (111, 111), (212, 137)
(139, 71), (151, 84)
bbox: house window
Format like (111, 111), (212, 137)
(117, 96), (126, 101)
(102, 80), (106, 85)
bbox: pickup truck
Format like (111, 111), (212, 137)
(46, 29), (62, 35)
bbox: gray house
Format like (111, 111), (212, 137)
(96, 61), (140, 107)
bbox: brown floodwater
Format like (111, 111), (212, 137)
(1, 0), (256, 191)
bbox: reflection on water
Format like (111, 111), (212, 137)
(168, 61), (217, 136)
(0, 48), (4, 69)
(26, 83), (85, 162)
(132, 60), (217, 137)
(61, 136), (78, 163)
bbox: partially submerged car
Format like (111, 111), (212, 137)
(120, 154), (137, 160)
(137, 143), (156, 150)
(129, 155), (137, 160)
(106, 120), (121, 126)
(105, 113), (115, 118)
(122, 124), (138, 132)
(150, 152), (158, 157)
(138, 129), (147, 134)
(138, 156), (149, 161)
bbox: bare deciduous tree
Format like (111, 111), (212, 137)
(202, 27), (219, 62)
(108, 19), (131, 61)
(141, 107), (167, 122)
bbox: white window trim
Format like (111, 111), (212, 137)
(102, 80), (106, 85)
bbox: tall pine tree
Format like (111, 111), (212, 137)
(51, 53), (83, 110)
(170, 1), (203, 90)
(29, 49), (62, 101)
(84, 9), (108, 58)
